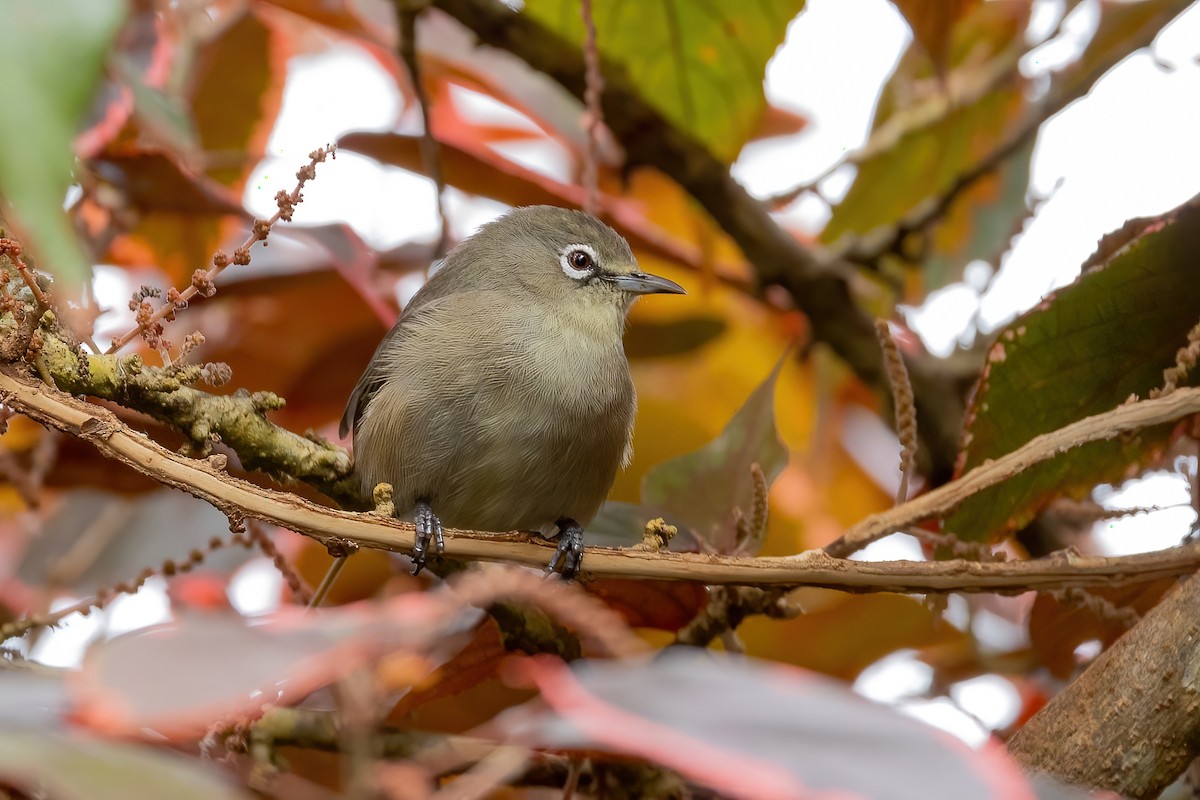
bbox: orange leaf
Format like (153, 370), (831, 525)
(388, 620), (535, 733)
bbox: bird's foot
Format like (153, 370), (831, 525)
(546, 518), (585, 580)
(411, 500), (444, 576)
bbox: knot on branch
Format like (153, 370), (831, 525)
(77, 415), (117, 441)
(325, 537), (359, 559)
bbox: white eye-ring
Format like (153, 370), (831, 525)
(559, 243), (598, 280)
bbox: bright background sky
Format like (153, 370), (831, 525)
(28, 0), (1200, 748)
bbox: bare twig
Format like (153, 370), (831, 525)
(396, 1), (449, 257)
(106, 146), (337, 354)
(579, 0), (604, 215)
(1051, 586), (1140, 630)
(308, 554), (348, 609)
(674, 586), (802, 647)
(24, 319), (353, 496)
(8, 364), (1200, 594)
(823, 384), (1200, 558)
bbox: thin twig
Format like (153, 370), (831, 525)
(106, 146), (336, 353)
(579, 0), (604, 215)
(308, 555), (348, 609)
(247, 520), (313, 605)
(397, 1), (449, 257)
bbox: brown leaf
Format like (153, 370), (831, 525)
(189, 9), (289, 190)
(91, 152), (243, 215)
(892, 0), (981, 76)
(585, 579), (708, 632)
(1029, 579), (1175, 679)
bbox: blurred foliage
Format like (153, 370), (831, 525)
(0, 0), (1196, 797)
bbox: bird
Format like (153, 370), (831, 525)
(340, 205), (685, 578)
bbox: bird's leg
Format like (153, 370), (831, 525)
(546, 518), (585, 580)
(412, 500), (444, 576)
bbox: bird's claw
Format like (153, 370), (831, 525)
(546, 519), (585, 580)
(412, 501), (444, 576)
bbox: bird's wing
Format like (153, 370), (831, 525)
(340, 321), (405, 439)
(338, 276), (470, 440)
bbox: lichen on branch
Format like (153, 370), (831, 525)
(6, 309), (354, 500)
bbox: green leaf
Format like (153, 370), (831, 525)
(0, 0), (126, 290)
(0, 731), (252, 800)
(822, 15), (1030, 289)
(522, 0), (805, 162)
(947, 193), (1200, 540)
(641, 357), (788, 554)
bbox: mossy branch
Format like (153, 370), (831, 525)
(6, 310), (355, 503)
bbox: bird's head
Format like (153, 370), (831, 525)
(451, 206), (685, 312)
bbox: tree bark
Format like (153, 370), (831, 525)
(1008, 572), (1200, 798)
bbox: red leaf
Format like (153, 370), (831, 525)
(585, 579), (707, 632)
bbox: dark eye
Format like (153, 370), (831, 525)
(568, 249), (593, 270)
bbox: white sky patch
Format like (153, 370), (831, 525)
(228, 558), (285, 617)
(902, 284), (981, 358)
(847, 531), (924, 563)
(980, 6), (1200, 331)
(105, 577), (171, 637)
(27, 597), (104, 669)
(972, 608), (1031, 653)
(898, 697), (990, 746)
(854, 650), (934, 703)
(734, 0), (911, 198)
(1093, 471), (1196, 555)
(951, 675), (1021, 732)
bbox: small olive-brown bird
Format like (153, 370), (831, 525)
(341, 206), (684, 577)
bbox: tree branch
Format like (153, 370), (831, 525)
(1008, 571), (1200, 798)
(7, 364), (1200, 594)
(824, 389), (1200, 557)
(14, 311), (354, 500)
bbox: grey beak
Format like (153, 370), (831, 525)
(607, 271), (687, 295)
